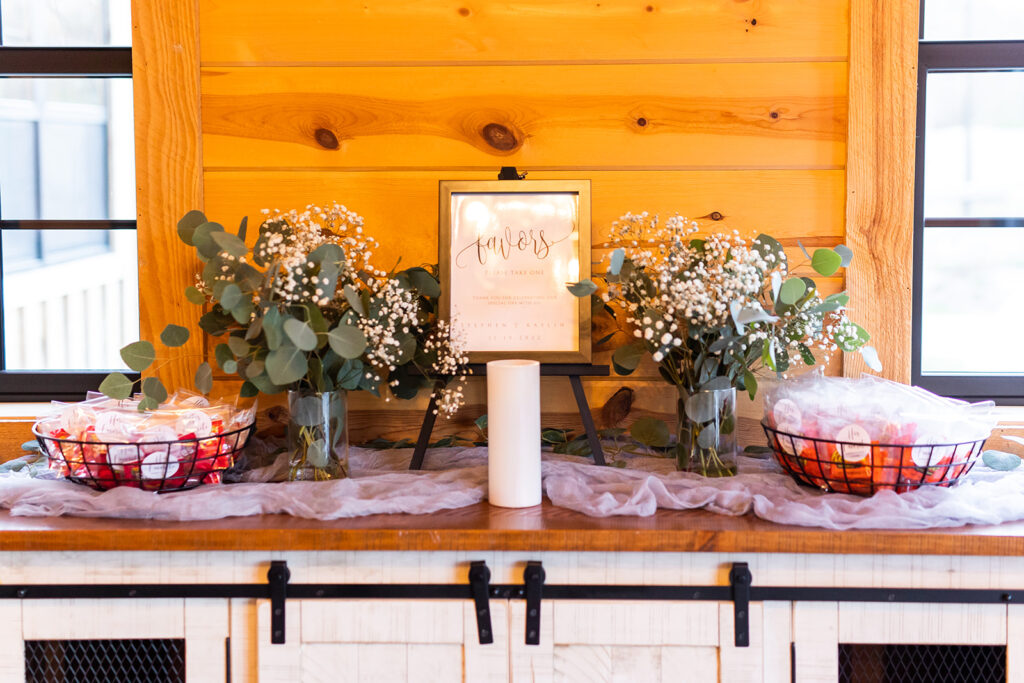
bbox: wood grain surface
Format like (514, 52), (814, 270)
(200, 63), (847, 170)
(842, 0), (919, 381)
(199, 0), (849, 65)
(133, 0), (205, 391)
(1, 504), (1024, 555)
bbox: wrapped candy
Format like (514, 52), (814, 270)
(32, 391), (256, 493)
(762, 371), (997, 495)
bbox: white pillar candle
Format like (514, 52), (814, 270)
(486, 359), (542, 508)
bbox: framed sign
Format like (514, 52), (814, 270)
(439, 180), (591, 363)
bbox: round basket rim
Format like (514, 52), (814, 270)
(32, 420), (256, 446)
(760, 420), (988, 450)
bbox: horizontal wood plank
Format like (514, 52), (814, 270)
(200, 63), (847, 170)
(199, 0), (849, 65)
(3, 505), (1024, 554)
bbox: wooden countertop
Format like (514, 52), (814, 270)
(2, 503), (1024, 555)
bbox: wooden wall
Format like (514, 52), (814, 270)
(131, 0), (918, 445)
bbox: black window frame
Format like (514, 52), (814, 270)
(0, 31), (137, 399)
(912, 5), (1024, 403)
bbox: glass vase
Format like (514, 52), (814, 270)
(287, 389), (348, 481)
(675, 385), (738, 477)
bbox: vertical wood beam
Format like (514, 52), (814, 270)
(844, 0), (920, 382)
(131, 0), (203, 391)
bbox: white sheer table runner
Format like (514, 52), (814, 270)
(1, 444), (1022, 530)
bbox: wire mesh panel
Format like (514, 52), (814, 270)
(838, 644), (1006, 683)
(25, 639), (185, 683)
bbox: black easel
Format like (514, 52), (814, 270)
(409, 363), (610, 470)
(410, 167), (609, 470)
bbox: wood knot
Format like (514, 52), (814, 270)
(750, 18), (757, 25)
(314, 128), (339, 150)
(645, 5), (654, 12)
(769, 111), (779, 119)
(710, 211), (724, 221)
(458, 7), (470, 16)
(481, 123), (518, 151)
(636, 117), (648, 127)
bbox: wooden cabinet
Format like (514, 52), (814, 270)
(0, 598), (228, 681)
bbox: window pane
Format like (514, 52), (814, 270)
(1, 0), (131, 46)
(920, 227), (1024, 374)
(923, 0), (1024, 40)
(923, 72), (1024, 218)
(0, 78), (135, 220)
(2, 229), (138, 370)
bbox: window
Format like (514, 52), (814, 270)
(0, 0), (138, 399)
(913, 0), (1024, 401)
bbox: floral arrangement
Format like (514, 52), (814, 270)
(101, 203), (469, 415)
(569, 212), (878, 475)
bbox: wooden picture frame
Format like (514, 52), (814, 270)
(439, 180), (592, 363)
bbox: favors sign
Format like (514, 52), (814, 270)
(439, 180), (592, 362)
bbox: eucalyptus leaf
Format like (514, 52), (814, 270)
(566, 279), (598, 297)
(223, 359), (238, 374)
(305, 439), (329, 468)
(263, 307), (285, 350)
(328, 324), (368, 359)
(834, 243), (853, 267)
(120, 341), (155, 372)
(837, 322), (871, 352)
(237, 215), (248, 242)
(230, 300), (254, 325)
(184, 286), (206, 305)
(176, 210), (207, 246)
(191, 222), (226, 259)
(194, 362), (213, 394)
(697, 424), (719, 449)
(611, 342), (645, 375)
(240, 380), (259, 398)
(210, 230), (248, 257)
(245, 360), (265, 379)
(343, 284), (366, 315)
(474, 415), (488, 432)
(266, 344), (308, 386)
(160, 324), (190, 348)
(630, 417), (670, 448)
(684, 392), (717, 423)
(742, 369), (758, 401)
(141, 376), (168, 403)
(811, 248), (842, 277)
(219, 283), (242, 310)
(735, 305), (778, 326)
(198, 310), (231, 336)
(215, 343), (235, 372)
(138, 397), (159, 412)
(98, 372), (134, 400)
(291, 395), (324, 427)
(983, 450), (1022, 471)
(860, 344), (883, 372)
(700, 376), (732, 392)
(227, 335), (250, 358)
(283, 317), (318, 352)
(407, 267), (441, 298)
(609, 248), (625, 276)
(752, 234), (786, 268)
(798, 343), (816, 366)
(778, 277), (807, 306)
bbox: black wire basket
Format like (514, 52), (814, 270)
(33, 422), (255, 493)
(762, 422), (988, 496)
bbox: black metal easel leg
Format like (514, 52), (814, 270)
(568, 375), (606, 466)
(409, 393), (439, 470)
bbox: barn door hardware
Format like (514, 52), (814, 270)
(469, 561), (493, 645)
(4, 560), (1020, 648)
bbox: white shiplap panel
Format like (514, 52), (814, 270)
(21, 599), (184, 639)
(552, 600), (719, 647)
(838, 603), (1007, 645)
(793, 602), (838, 683)
(300, 599), (464, 644)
